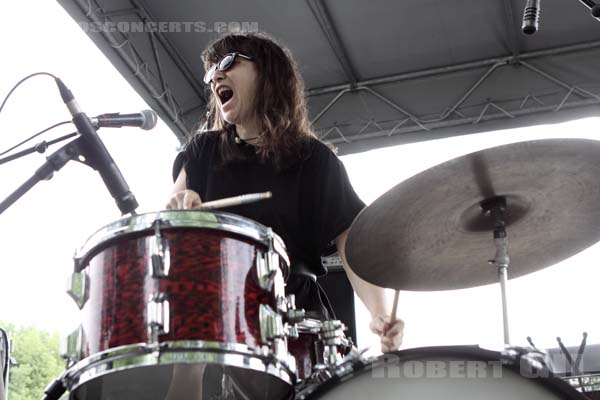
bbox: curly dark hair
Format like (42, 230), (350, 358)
(200, 32), (315, 170)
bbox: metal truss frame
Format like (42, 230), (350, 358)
(68, 0), (207, 142)
(65, 0), (600, 151)
(309, 40), (600, 146)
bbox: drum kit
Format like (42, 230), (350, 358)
(47, 138), (600, 399)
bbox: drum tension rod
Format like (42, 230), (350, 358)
(481, 196), (511, 346)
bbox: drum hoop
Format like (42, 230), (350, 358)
(297, 346), (586, 400)
(64, 340), (296, 392)
(74, 210), (289, 270)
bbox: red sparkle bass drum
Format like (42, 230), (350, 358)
(62, 210), (297, 400)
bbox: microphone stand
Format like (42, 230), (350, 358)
(0, 131), (138, 216)
(0, 131), (78, 166)
(0, 139), (80, 215)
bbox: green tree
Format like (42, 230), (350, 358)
(0, 322), (64, 400)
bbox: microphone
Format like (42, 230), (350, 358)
(522, 0), (541, 35)
(91, 110), (158, 130)
(55, 78), (138, 215)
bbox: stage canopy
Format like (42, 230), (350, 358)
(57, 0), (600, 155)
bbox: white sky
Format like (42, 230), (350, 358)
(1, 1), (598, 359)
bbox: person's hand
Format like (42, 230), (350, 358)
(369, 315), (405, 353)
(166, 189), (202, 209)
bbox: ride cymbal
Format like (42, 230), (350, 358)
(346, 139), (600, 290)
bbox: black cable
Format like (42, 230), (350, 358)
(0, 72), (57, 116)
(0, 327), (9, 384)
(316, 280), (338, 320)
(0, 121), (72, 157)
(0, 72), (71, 159)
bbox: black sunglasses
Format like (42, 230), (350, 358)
(203, 52), (253, 84)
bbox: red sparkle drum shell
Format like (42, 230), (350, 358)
(288, 320), (353, 381)
(297, 346), (586, 400)
(65, 210), (294, 400)
(79, 229), (276, 355)
(289, 332), (319, 381)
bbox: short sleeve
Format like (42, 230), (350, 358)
(173, 132), (217, 199)
(172, 151), (187, 182)
(311, 141), (365, 255)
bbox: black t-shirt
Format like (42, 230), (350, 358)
(172, 131), (365, 315)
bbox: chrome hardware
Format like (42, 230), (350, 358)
(75, 211), (290, 270)
(278, 294), (306, 324)
(285, 295), (306, 324)
(66, 271), (88, 309)
(253, 345), (271, 358)
(285, 308), (306, 324)
(150, 220), (170, 277)
(287, 324), (299, 340)
(276, 295), (288, 313)
(258, 306), (297, 373)
(272, 337), (292, 365)
(323, 344), (343, 366)
(275, 294), (305, 338)
(62, 341), (296, 395)
(61, 325), (84, 363)
(502, 346), (550, 377)
(320, 320), (347, 344)
(297, 318), (324, 334)
(311, 364), (334, 384)
(147, 293), (170, 338)
(320, 320), (348, 366)
(287, 294), (296, 309)
(256, 228), (281, 290)
(259, 304), (285, 343)
(256, 251), (278, 290)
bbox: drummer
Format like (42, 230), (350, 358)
(167, 32), (403, 353)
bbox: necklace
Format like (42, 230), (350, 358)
(234, 134), (260, 144)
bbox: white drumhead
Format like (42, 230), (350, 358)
(299, 347), (581, 400)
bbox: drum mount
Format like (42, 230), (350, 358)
(481, 196), (512, 346)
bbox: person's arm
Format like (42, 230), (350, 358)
(336, 228), (404, 352)
(336, 228), (390, 316)
(166, 168), (203, 209)
(171, 167), (188, 194)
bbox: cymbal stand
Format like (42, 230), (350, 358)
(482, 197), (511, 346)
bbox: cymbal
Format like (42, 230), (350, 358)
(346, 138), (600, 291)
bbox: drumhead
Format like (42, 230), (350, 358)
(298, 346), (585, 400)
(74, 210), (289, 271)
(69, 362), (294, 400)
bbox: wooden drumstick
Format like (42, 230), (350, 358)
(390, 290), (400, 324)
(196, 191), (272, 210)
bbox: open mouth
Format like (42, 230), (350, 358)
(217, 85), (234, 105)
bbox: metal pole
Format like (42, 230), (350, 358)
(4, 338), (10, 400)
(498, 265), (511, 346)
(0, 354), (4, 400)
(482, 197), (511, 347)
(0, 330), (12, 400)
